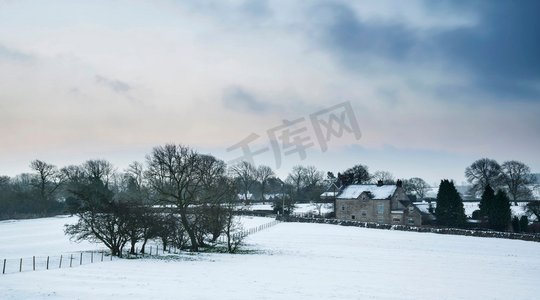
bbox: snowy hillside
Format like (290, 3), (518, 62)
(2, 216), (540, 299)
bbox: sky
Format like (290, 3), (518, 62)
(0, 0), (539, 185)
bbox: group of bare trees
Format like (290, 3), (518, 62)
(465, 158), (537, 204)
(62, 145), (251, 255)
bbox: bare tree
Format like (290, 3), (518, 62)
(303, 166), (324, 188)
(403, 177), (430, 200)
(371, 171), (395, 184)
(465, 158), (503, 197)
(286, 165), (306, 199)
(145, 144), (226, 251)
(501, 160), (534, 205)
(257, 165), (275, 201)
(82, 159), (115, 186)
(229, 161), (258, 203)
(64, 162), (130, 256)
(30, 160), (64, 211)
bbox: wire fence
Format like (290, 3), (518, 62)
(1, 250), (117, 275)
(1, 219), (281, 276)
(216, 219), (281, 244)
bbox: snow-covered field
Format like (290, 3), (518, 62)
(2, 216), (540, 299)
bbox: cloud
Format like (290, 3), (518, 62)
(0, 43), (33, 62)
(311, 2), (417, 63)
(222, 86), (274, 114)
(309, 1), (540, 101)
(430, 1), (540, 99)
(95, 75), (132, 93)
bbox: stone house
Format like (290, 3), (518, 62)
(335, 180), (426, 226)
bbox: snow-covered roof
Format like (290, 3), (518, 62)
(413, 202), (432, 215)
(263, 193), (285, 200)
(320, 191), (338, 198)
(337, 185), (397, 200)
(237, 192), (254, 200)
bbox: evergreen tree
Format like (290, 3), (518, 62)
(479, 185), (495, 221)
(435, 180), (466, 227)
(489, 190), (511, 231)
(519, 215), (529, 233)
(511, 216), (520, 232)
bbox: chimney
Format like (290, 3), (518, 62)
(396, 179), (403, 187)
(377, 180), (384, 187)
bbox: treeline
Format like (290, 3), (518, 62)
(0, 145), (255, 254)
(0, 160), (65, 219)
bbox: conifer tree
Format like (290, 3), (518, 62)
(435, 180), (466, 227)
(479, 185), (495, 222)
(511, 216), (520, 232)
(519, 215), (529, 233)
(489, 190), (511, 231)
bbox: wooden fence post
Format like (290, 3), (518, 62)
(91, 252), (94, 263)
(150, 246), (152, 255)
(33, 256), (35, 271)
(101, 251), (104, 262)
(70, 254), (73, 267)
(80, 253), (83, 265)
(2, 258), (5, 274)
(19, 258), (22, 272)
(46, 256), (49, 270)
(59, 255), (62, 268)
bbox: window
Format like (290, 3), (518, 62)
(341, 206), (345, 211)
(408, 218), (415, 225)
(392, 217), (401, 223)
(351, 215), (355, 220)
(377, 203), (384, 215)
(377, 216), (384, 224)
(408, 206), (414, 213)
(361, 210), (367, 217)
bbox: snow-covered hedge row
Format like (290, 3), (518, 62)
(277, 215), (540, 242)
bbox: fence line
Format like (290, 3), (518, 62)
(216, 219), (281, 244)
(1, 250), (117, 276)
(2, 219), (281, 276)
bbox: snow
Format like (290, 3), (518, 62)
(242, 203), (334, 215)
(320, 191), (338, 198)
(2, 216), (540, 299)
(244, 204), (273, 211)
(413, 202), (432, 214)
(0, 216), (98, 258)
(337, 184), (396, 200)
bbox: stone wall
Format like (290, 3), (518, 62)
(277, 215), (540, 243)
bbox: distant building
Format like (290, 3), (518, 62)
(237, 191), (255, 201)
(335, 180), (432, 226)
(262, 193), (285, 201)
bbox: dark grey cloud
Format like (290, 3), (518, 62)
(310, 1), (540, 101)
(222, 86), (272, 114)
(95, 75), (131, 93)
(310, 2), (416, 63)
(430, 1), (540, 98)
